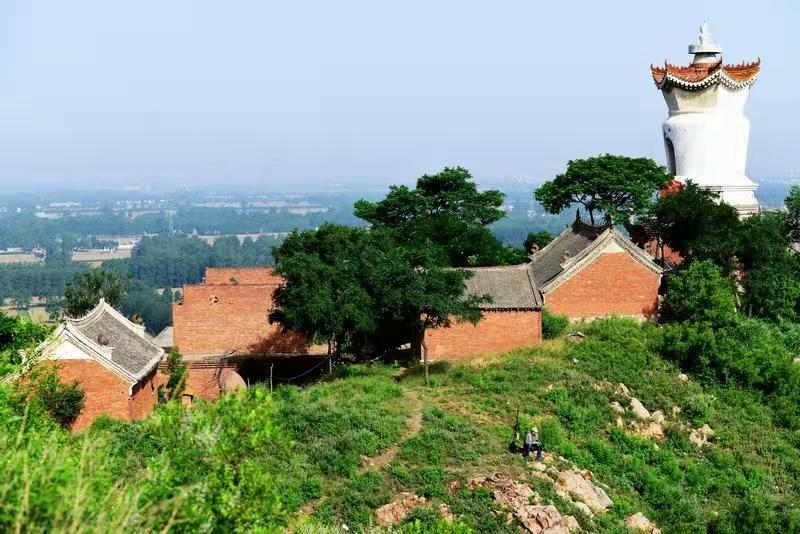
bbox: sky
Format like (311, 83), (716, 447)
(1, 0), (798, 192)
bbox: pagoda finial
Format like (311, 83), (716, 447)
(689, 21), (722, 64)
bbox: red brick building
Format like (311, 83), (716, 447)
(37, 300), (165, 430)
(422, 264), (543, 360)
(172, 267), (322, 400)
(531, 220), (663, 319)
(423, 220), (663, 359)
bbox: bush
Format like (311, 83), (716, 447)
(541, 309), (569, 339)
(27, 363), (85, 428)
(660, 260), (737, 324)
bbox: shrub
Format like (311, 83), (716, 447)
(541, 308), (569, 339)
(660, 260), (737, 324)
(27, 363), (85, 428)
(158, 348), (186, 402)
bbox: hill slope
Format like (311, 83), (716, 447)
(2, 318), (799, 532)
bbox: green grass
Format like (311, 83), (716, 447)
(2, 318), (800, 532)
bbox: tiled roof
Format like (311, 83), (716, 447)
(529, 221), (607, 287)
(68, 300), (164, 380)
(462, 264), (542, 310)
(650, 59), (760, 91)
(204, 267), (283, 285)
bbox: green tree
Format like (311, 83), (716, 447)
(661, 260), (737, 324)
(638, 181), (741, 272)
(25, 363), (86, 428)
(270, 225), (377, 359)
(523, 231), (553, 253)
(354, 167), (513, 266)
(63, 270), (126, 317)
(784, 185), (800, 244)
(741, 253), (800, 322)
(534, 154), (672, 225)
(158, 349), (187, 402)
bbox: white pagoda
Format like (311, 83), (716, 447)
(651, 23), (761, 215)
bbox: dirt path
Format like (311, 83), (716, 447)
(359, 390), (423, 474)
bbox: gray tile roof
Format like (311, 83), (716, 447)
(69, 301), (164, 380)
(529, 221), (608, 287)
(462, 264), (543, 310)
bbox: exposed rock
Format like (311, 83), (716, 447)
(374, 492), (427, 527)
(556, 470), (613, 513)
(624, 512), (662, 534)
(689, 424), (715, 447)
(564, 514), (582, 532)
(437, 503), (454, 523)
(467, 474), (578, 533)
(532, 461), (547, 472)
(671, 405), (681, 417)
(531, 471), (555, 484)
(616, 383), (631, 398)
(629, 398), (651, 420)
(610, 401), (625, 415)
(572, 501), (593, 518)
(566, 331), (585, 343)
(520, 505), (572, 534)
(633, 421), (665, 441)
(650, 410), (665, 424)
(467, 473), (539, 512)
(678, 373), (690, 383)
(615, 417), (625, 428)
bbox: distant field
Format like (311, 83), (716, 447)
(71, 249), (132, 262)
(1, 305), (50, 323)
(0, 253), (42, 264)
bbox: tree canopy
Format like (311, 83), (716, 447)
(534, 154), (672, 225)
(354, 167), (521, 266)
(270, 223), (485, 358)
(63, 270), (126, 318)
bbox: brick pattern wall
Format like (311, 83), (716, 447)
(204, 267), (283, 285)
(55, 360), (134, 431)
(423, 310), (541, 360)
(544, 251), (660, 319)
(173, 284), (309, 356)
(184, 367), (225, 400)
(130, 369), (159, 420)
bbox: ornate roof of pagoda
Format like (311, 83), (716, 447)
(650, 58), (760, 91)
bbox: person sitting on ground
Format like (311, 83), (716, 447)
(523, 426), (543, 461)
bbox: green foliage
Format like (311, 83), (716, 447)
(784, 185), (800, 244)
(272, 224), (485, 356)
(741, 252), (800, 322)
(639, 181), (741, 272)
(158, 349), (187, 402)
(354, 167), (516, 267)
(63, 269), (126, 317)
(660, 260), (737, 324)
(118, 281), (175, 334)
(523, 230), (553, 253)
(0, 312), (50, 373)
(534, 154), (671, 225)
(541, 308), (569, 339)
(24, 363), (86, 428)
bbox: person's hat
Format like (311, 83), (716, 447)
(532, 426), (538, 432)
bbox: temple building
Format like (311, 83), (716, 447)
(35, 300), (164, 430)
(651, 22), (761, 215)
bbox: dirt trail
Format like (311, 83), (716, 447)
(359, 390), (423, 473)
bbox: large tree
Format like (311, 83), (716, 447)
(637, 181), (741, 272)
(354, 167), (514, 267)
(63, 270), (126, 318)
(534, 154), (672, 225)
(270, 224), (485, 380)
(784, 185), (800, 244)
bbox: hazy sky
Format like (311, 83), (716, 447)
(1, 1), (798, 191)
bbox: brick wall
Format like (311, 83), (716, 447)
(204, 267), (283, 285)
(130, 369), (159, 420)
(173, 284), (309, 356)
(544, 251), (660, 319)
(183, 367), (225, 400)
(423, 310), (541, 360)
(55, 360), (134, 431)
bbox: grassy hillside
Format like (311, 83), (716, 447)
(2, 318), (799, 532)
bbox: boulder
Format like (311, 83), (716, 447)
(374, 492), (427, 527)
(689, 424), (715, 447)
(650, 410), (665, 423)
(564, 515), (582, 532)
(610, 401), (625, 415)
(467, 473), (539, 512)
(634, 421), (665, 440)
(630, 398), (651, 421)
(520, 505), (571, 534)
(616, 383), (631, 397)
(678, 373), (690, 383)
(556, 470), (613, 513)
(572, 501), (593, 518)
(624, 512), (662, 534)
